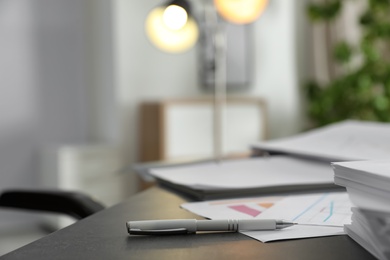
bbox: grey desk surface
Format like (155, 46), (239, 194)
(1, 187), (375, 260)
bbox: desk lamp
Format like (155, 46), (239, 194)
(214, 0), (268, 24)
(145, 0), (199, 53)
(145, 0), (267, 161)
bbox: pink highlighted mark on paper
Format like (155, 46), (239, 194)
(229, 205), (261, 217)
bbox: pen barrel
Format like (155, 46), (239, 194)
(197, 219), (239, 231)
(129, 219), (197, 233)
(196, 219), (277, 232)
(238, 219), (276, 230)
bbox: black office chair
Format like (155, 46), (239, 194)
(0, 189), (104, 220)
(0, 189), (105, 256)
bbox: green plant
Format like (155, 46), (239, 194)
(305, 0), (390, 127)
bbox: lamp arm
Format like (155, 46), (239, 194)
(213, 20), (227, 163)
(203, 1), (227, 163)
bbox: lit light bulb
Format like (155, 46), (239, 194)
(145, 6), (199, 53)
(163, 5), (188, 30)
(214, 0), (268, 24)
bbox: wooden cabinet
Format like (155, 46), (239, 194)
(138, 97), (267, 162)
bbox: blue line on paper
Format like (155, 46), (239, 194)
(292, 193), (328, 222)
(323, 201), (334, 222)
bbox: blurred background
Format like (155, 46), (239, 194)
(1, 0), (387, 255)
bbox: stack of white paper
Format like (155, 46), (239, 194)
(332, 160), (390, 260)
(345, 208), (390, 260)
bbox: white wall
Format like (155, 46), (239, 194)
(112, 0), (308, 166)
(250, 0), (307, 137)
(84, 0), (119, 144)
(0, 0), (91, 226)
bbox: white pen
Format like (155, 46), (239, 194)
(126, 219), (296, 235)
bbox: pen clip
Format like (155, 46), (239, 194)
(129, 228), (190, 235)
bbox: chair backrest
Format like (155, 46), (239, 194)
(0, 189), (104, 220)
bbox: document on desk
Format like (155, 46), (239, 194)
(149, 156), (337, 200)
(181, 192), (352, 242)
(252, 120), (390, 161)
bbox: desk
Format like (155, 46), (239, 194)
(1, 187), (375, 259)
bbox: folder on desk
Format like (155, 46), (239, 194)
(149, 156), (339, 200)
(252, 120), (390, 161)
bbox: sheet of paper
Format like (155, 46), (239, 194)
(181, 192), (352, 242)
(252, 120), (390, 161)
(150, 156), (334, 190)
